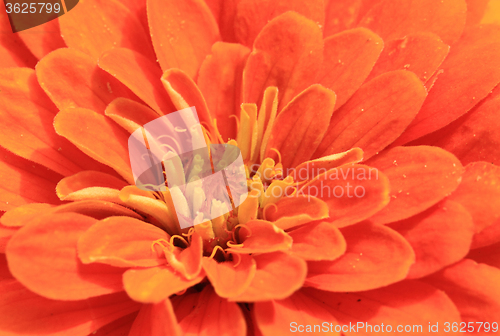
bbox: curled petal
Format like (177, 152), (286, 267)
(227, 220), (292, 254)
(228, 252), (307, 302)
(105, 98), (160, 134)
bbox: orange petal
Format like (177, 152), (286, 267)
(54, 108), (133, 183)
(50, 200), (144, 221)
(59, 0), (155, 61)
(420, 92), (500, 166)
(197, 42), (250, 140)
(0, 148), (62, 211)
(264, 84), (335, 170)
(164, 233), (203, 280)
(128, 300), (181, 336)
(366, 33), (450, 83)
(254, 290), (339, 336)
(227, 220), (292, 254)
(147, 0), (220, 77)
(288, 221), (346, 261)
(448, 162), (500, 233)
(123, 265), (205, 303)
(0, 203), (54, 227)
(161, 69), (214, 131)
(359, 0), (467, 45)
(324, 0), (363, 37)
(105, 98), (161, 134)
(313, 71), (427, 160)
(467, 240), (500, 269)
(204, 0), (240, 42)
(16, 20), (66, 59)
(36, 48), (140, 114)
(388, 200), (474, 279)
(299, 164), (390, 228)
(6, 213), (125, 300)
(228, 252), (306, 302)
(0, 282), (140, 336)
(394, 25), (500, 145)
(0, 225), (17, 253)
(465, 0), (490, 27)
(301, 281), (460, 330)
(423, 259), (500, 322)
(0, 7), (37, 68)
(291, 148), (364, 182)
(90, 312), (138, 336)
(99, 48), (175, 114)
(242, 12), (323, 111)
(177, 286), (246, 336)
(263, 195), (329, 231)
(318, 27), (384, 109)
(365, 146), (463, 224)
(306, 222), (415, 291)
(470, 215), (500, 250)
(202, 254), (256, 298)
(0, 68), (112, 176)
(57, 170), (127, 199)
(78, 216), (168, 268)
(234, 0), (325, 47)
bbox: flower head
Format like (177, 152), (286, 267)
(1, 0), (500, 334)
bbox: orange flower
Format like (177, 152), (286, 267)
(1, 0), (500, 335)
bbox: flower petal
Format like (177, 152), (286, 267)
(314, 70), (427, 160)
(16, 20), (66, 59)
(59, 0), (155, 60)
(57, 170), (128, 199)
(367, 33), (449, 83)
(291, 148), (364, 183)
(265, 84), (335, 169)
(204, 0), (239, 42)
(128, 300), (181, 336)
(176, 286), (246, 336)
(299, 164), (390, 228)
(448, 162), (500, 233)
(324, 0), (363, 36)
(0, 203), (54, 227)
(263, 195), (329, 231)
(54, 108), (133, 183)
(36, 48), (140, 114)
(123, 265), (205, 303)
(105, 98), (161, 134)
(423, 259), (500, 321)
(234, 0), (325, 47)
(288, 221), (346, 261)
(161, 69), (215, 131)
(0, 282), (140, 336)
(99, 48), (175, 114)
(319, 27), (384, 109)
(197, 42), (250, 140)
(50, 200), (144, 221)
(366, 146), (463, 224)
(420, 91), (500, 166)
(0, 68), (113, 176)
(388, 200), (474, 279)
(228, 252), (307, 302)
(0, 7), (37, 68)
(394, 25), (500, 145)
(90, 313), (138, 336)
(78, 216), (168, 268)
(147, 0), (220, 77)
(228, 220), (292, 254)
(202, 254), (256, 298)
(359, 0), (467, 45)
(305, 222), (415, 292)
(254, 290), (340, 336)
(0, 225), (17, 254)
(6, 213), (125, 300)
(301, 280), (460, 330)
(242, 11), (323, 111)
(471, 218), (500, 250)
(465, 0), (490, 27)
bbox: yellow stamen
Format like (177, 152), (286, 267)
(259, 87), (278, 162)
(261, 175), (295, 208)
(237, 189), (259, 224)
